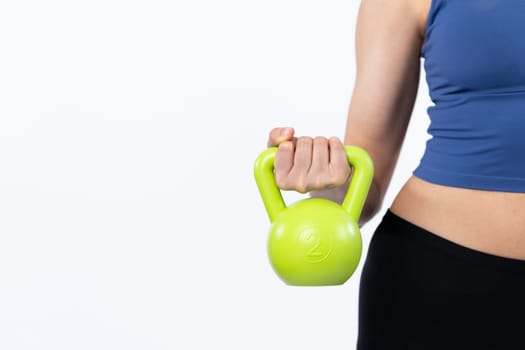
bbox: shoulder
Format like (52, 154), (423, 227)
(358, 0), (431, 42)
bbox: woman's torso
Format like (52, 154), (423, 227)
(391, 177), (525, 260)
(391, 0), (525, 260)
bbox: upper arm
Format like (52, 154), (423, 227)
(345, 0), (429, 202)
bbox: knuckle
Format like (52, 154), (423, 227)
(328, 136), (342, 144)
(313, 136), (328, 145)
(332, 167), (350, 185)
(277, 179), (295, 192)
(296, 186), (308, 194)
(311, 179), (326, 191)
(295, 178), (308, 193)
(313, 138), (329, 154)
(274, 169), (291, 188)
(297, 136), (313, 145)
(277, 171), (308, 193)
(332, 174), (346, 186)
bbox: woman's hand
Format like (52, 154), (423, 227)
(267, 127), (351, 194)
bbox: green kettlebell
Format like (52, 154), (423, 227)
(254, 146), (374, 286)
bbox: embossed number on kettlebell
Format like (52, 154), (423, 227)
(306, 232), (322, 258)
(300, 229), (333, 263)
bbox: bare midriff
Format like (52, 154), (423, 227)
(390, 176), (525, 260)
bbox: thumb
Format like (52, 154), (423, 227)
(268, 127), (295, 147)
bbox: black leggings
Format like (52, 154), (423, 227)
(357, 210), (525, 350)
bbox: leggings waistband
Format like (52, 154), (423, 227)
(379, 209), (525, 272)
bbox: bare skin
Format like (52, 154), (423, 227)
(268, 0), (525, 260)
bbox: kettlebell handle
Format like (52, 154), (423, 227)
(254, 145), (374, 223)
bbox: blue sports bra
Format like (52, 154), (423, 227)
(413, 0), (525, 192)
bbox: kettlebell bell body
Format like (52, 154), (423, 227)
(254, 146), (373, 286)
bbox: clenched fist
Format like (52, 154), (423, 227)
(267, 127), (351, 194)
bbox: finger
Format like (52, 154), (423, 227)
(274, 141), (294, 189)
(290, 137), (313, 192)
(328, 137), (351, 186)
(310, 137), (330, 173)
(267, 127), (295, 147)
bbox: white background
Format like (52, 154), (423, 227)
(0, 1), (431, 349)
